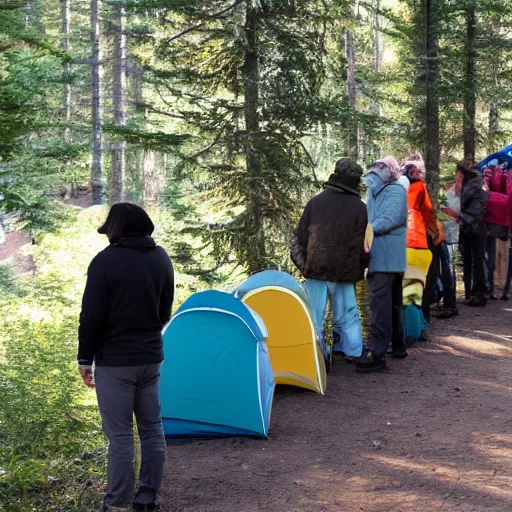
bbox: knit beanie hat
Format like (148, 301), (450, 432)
(327, 159), (364, 192)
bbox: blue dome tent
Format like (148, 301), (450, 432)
(159, 290), (275, 438)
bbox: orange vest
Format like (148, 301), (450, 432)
(406, 181), (437, 249)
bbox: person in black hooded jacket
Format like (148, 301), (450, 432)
(290, 159), (369, 365)
(78, 202), (174, 512)
(458, 161), (489, 307)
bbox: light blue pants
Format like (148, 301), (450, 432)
(304, 280), (363, 358)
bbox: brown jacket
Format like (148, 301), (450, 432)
(290, 185), (369, 283)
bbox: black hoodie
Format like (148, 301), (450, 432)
(78, 236), (174, 366)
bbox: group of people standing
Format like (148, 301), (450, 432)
(291, 155), (512, 373)
(77, 157), (512, 510)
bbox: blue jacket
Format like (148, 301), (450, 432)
(366, 179), (408, 273)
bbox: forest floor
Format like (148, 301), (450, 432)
(160, 298), (512, 512)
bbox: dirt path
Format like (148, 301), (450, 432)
(160, 300), (512, 512)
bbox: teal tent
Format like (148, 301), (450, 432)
(160, 290), (274, 437)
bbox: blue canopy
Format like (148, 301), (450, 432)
(476, 144), (512, 171)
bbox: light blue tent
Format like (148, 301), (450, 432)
(160, 290), (274, 438)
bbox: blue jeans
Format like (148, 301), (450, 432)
(485, 235), (497, 295)
(440, 242), (457, 309)
(304, 280), (363, 358)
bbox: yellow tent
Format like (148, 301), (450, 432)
(235, 270), (327, 394)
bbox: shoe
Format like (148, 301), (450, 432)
(501, 295), (509, 301)
(468, 295), (487, 307)
(436, 307), (459, 319)
(390, 347), (408, 359)
(418, 331), (429, 342)
(356, 353), (387, 373)
(489, 294), (498, 301)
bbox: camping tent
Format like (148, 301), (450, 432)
(477, 144), (512, 170)
(160, 290), (275, 438)
(235, 270), (327, 394)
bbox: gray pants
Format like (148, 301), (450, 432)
(368, 272), (406, 356)
(95, 364), (166, 508)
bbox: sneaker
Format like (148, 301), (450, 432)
(501, 295), (509, 301)
(489, 294), (498, 301)
(356, 353), (387, 373)
(468, 295), (487, 307)
(436, 307), (459, 319)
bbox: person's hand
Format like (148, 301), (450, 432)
(79, 365), (95, 388)
(364, 241), (371, 253)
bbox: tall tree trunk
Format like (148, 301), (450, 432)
(244, 0), (265, 273)
(111, 3), (127, 204)
(488, 102), (500, 154)
(463, 2), (476, 164)
(488, 17), (501, 155)
(91, 0), (105, 204)
(142, 149), (157, 205)
(345, 0), (359, 160)
(424, 0), (440, 204)
(61, 0), (71, 142)
(25, 0), (32, 28)
(373, 0), (383, 77)
(369, 0), (383, 162)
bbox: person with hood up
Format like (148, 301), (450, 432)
(290, 159), (370, 366)
(458, 160), (489, 307)
(355, 156), (408, 373)
(78, 203), (174, 512)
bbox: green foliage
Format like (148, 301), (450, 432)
(0, 209), (110, 511)
(0, 312), (105, 511)
(126, 0), (359, 272)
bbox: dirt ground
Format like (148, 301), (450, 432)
(160, 299), (512, 512)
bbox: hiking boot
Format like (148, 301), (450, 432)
(390, 347), (408, 359)
(468, 295), (487, 307)
(436, 307), (459, 320)
(356, 353), (387, 373)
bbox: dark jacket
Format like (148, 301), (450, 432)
(460, 170), (489, 234)
(78, 236), (174, 367)
(290, 183), (369, 283)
